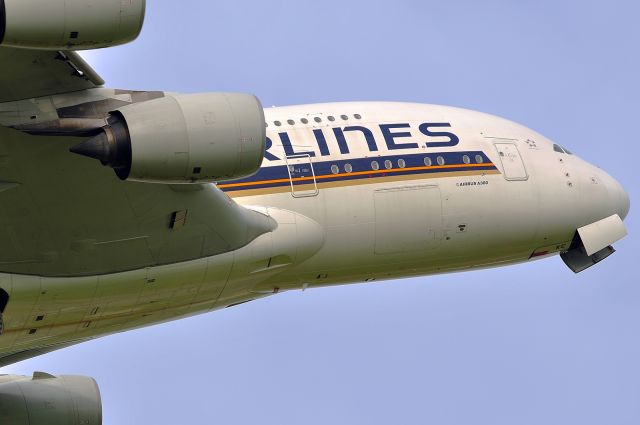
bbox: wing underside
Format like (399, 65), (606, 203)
(0, 125), (275, 277)
(0, 47), (104, 103)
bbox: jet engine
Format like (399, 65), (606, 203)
(0, 372), (102, 425)
(70, 93), (267, 184)
(0, 0), (145, 50)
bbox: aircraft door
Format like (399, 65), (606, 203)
(285, 154), (319, 197)
(374, 185), (443, 254)
(494, 143), (528, 181)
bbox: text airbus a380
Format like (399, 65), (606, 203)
(0, 1), (629, 423)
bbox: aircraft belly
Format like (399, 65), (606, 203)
(0, 207), (324, 364)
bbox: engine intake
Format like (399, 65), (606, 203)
(70, 93), (266, 184)
(0, 0), (145, 50)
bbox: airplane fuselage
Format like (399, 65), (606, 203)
(0, 99), (629, 364)
(0, 2), (631, 422)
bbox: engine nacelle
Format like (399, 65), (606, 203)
(0, 0), (145, 50)
(70, 93), (267, 183)
(0, 372), (102, 425)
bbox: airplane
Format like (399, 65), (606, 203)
(0, 1), (630, 423)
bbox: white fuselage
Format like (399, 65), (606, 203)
(0, 102), (628, 362)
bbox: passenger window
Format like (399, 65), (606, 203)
(344, 163), (353, 173)
(330, 164), (339, 174)
(371, 161), (380, 171)
(274, 121), (282, 126)
(475, 154), (483, 164)
(437, 156), (445, 166)
(340, 115), (348, 120)
(314, 117), (322, 123)
(328, 116), (335, 122)
(462, 155), (470, 164)
(287, 119), (295, 125)
(354, 114), (362, 119)
(398, 159), (406, 168)
(424, 157), (432, 166)
(384, 160), (392, 169)
(301, 118), (309, 124)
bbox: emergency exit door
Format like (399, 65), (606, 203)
(494, 143), (528, 181)
(285, 154), (318, 197)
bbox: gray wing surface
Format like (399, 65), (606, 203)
(0, 341), (81, 367)
(0, 125), (275, 277)
(0, 47), (104, 103)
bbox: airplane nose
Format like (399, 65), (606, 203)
(616, 180), (630, 220)
(605, 173), (630, 220)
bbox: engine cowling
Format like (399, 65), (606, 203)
(0, 0), (145, 50)
(0, 372), (102, 425)
(70, 93), (267, 184)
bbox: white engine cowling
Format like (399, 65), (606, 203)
(70, 93), (267, 184)
(0, 373), (102, 425)
(0, 0), (145, 50)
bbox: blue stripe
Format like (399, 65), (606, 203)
(221, 151), (496, 192)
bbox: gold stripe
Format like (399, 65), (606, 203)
(218, 162), (496, 189)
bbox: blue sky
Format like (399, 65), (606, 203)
(3, 1), (638, 424)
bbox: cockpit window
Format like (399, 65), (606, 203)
(553, 144), (574, 155)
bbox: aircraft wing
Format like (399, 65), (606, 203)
(0, 36), (276, 278)
(0, 124), (275, 277)
(0, 47), (104, 103)
(0, 50), (275, 278)
(0, 341), (79, 367)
